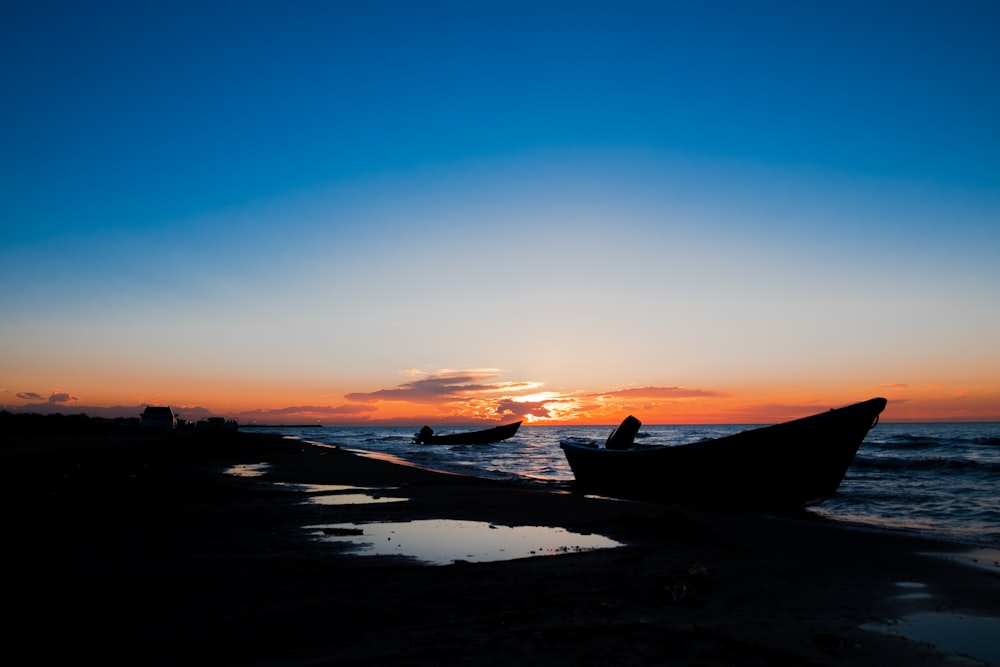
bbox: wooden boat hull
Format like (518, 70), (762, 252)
(560, 398), (887, 510)
(416, 421), (522, 445)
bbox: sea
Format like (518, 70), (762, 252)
(244, 421), (1000, 550)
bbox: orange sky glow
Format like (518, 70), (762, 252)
(6, 369), (997, 426)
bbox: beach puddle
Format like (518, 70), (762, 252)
(892, 581), (932, 601)
(923, 548), (1000, 575)
(280, 483), (370, 493)
(224, 463), (270, 477)
(266, 482), (406, 505)
(306, 519), (622, 565)
(273, 482), (391, 494)
(304, 493), (407, 506)
(862, 612), (1000, 665)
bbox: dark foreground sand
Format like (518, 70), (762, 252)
(3, 429), (998, 666)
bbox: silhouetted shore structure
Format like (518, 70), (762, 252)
(0, 410), (142, 436)
(2, 412), (997, 665)
(139, 405), (175, 431)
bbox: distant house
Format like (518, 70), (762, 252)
(140, 406), (175, 431)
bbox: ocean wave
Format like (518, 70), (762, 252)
(372, 435), (413, 443)
(876, 435), (953, 449)
(874, 433), (1000, 449)
(853, 455), (1000, 473)
(559, 437), (601, 447)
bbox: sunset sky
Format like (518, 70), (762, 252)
(3, 1), (998, 425)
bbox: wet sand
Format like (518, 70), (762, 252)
(3, 429), (998, 666)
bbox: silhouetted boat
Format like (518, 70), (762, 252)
(414, 421), (522, 445)
(559, 398), (887, 510)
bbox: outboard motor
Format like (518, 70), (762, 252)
(606, 415), (641, 450)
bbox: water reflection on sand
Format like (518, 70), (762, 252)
(271, 482), (408, 505)
(863, 611), (1000, 665)
(304, 493), (407, 506)
(307, 518), (621, 565)
(224, 463), (270, 477)
(861, 568), (1000, 665)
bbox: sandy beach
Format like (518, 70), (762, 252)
(3, 427), (998, 666)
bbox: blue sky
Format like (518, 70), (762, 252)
(2, 1), (999, 423)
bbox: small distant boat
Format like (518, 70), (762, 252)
(414, 421), (522, 445)
(560, 398), (887, 510)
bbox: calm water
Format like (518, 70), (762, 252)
(245, 421), (1000, 549)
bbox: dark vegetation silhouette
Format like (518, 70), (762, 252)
(0, 411), (140, 437)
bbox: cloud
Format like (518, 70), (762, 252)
(494, 396), (579, 421)
(598, 386), (728, 399)
(346, 369), (540, 403)
(16, 390), (80, 404)
(243, 404), (378, 419)
(340, 370), (736, 423)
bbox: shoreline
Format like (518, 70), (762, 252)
(4, 430), (998, 665)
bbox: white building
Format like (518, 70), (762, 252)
(140, 406), (175, 431)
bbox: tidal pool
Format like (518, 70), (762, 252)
(223, 463), (270, 477)
(862, 611), (1000, 665)
(267, 482), (407, 505)
(278, 483), (373, 493)
(304, 493), (407, 506)
(923, 548), (1000, 575)
(307, 519), (622, 565)
(891, 581), (932, 601)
